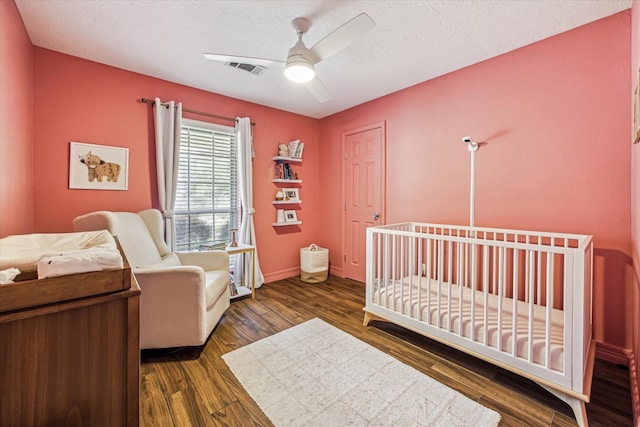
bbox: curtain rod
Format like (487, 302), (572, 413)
(140, 98), (255, 126)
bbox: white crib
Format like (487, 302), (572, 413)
(363, 222), (594, 426)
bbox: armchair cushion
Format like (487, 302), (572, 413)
(110, 212), (164, 267)
(136, 253), (182, 270)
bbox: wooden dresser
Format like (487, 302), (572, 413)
(0, 252), (140, 426)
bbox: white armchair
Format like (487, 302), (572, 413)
(73, 209), (230, 349)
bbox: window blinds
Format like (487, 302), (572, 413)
(175, 120), (239, 251)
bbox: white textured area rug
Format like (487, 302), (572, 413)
(222, 318), (501, 426)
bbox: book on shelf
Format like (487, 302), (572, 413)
(229, 277), (238, 296)
(287, 140), (299, 157)
(274, 163), (283, 179)
(199, 242), (226, 251)
(287, 140), (304, 159)
(274, 162), (298, 180)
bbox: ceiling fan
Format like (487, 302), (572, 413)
(204, 13), (375, 103)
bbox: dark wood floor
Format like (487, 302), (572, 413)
(140, 276), (634, 426)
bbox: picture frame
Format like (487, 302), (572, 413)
(69, 142), (129, 190)
(282, 188), (300, 202)
(284, 210), (298, 222)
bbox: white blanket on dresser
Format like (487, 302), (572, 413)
(0, 230), (122, 278)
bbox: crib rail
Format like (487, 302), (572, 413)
(365, 222), (593, 393)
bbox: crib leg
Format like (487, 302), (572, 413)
(362, 310), (383, 326)
(363, 311), (373, 326)
(567, 398), (588, 427)
(540, 385), (588, 427)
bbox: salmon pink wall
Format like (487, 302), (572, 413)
(630, 0), (640, 423)
(33, 49), (320, 281)
(320, 12), (632, 348)
(0, 0), (34, 236)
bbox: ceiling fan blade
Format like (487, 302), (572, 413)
(309, 13), (375, 63)
(306, 77), (331, 103)
(203, 53), (284, 67)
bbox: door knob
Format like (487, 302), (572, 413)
(373, 212), (380, 220)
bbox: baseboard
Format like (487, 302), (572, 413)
(595, 340), (631, 366)
(594, 341), (639, 426)
(263, 267), (300, 283)
(264, 266), (343, 283)
(330, 265), (343, 277)
(629, 352), (640, 427)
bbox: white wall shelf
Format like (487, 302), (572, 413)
(272, 179), (302, 184)
(272, 221), (302, 227)
(273, 147), (302, 230)
(272, 156), (302, 163)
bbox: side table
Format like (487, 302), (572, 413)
(226, 243), (256, 300)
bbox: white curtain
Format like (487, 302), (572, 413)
(153, 97), (182, 251)
(236, 117), (265, 288)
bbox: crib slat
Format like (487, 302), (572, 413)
(492, 245), (498, 294)
(545, 252), (554, 369)
(528, 250), (536, 363)
(391, 235), (402, 311)
(457, 238), (464, 336)
(525, 237), (530, 303)
(497, 246), (504, 352)
(375, 232), (380, 306)
(512, 247), (519, 357)
(470, 241), (477, 342)
(537, 251), (542, 305)
(447, 240), (453, 333)
(464, 239), (469, 288)
(437, 239), (443, 329)
(384, 233), (390, 308)
(408, 235), (414, 318)
(426, 237), (431, 321)
(483, 245), (489, 346)
(400, 234), (406, 315)
(380, 233), (385, 301)
(417, 236), (423, 322)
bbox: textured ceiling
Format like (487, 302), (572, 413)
(15, 0), (632, 119)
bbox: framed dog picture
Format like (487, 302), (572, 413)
(69, 142), (129, 190)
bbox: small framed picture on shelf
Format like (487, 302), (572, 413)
(283, 188), (300, 202)
(284, 210), (298, 222)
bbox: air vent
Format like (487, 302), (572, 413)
(225, 62), (267, 76)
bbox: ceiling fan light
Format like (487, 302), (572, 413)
(284, 61), (315, 83)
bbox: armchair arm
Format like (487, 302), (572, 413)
(176, 250), (229, 272)
(132, 266), (208, 348)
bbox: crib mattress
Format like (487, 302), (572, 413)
(372, 276), (565, 372)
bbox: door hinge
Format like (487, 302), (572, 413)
(344, 255), (347, 262)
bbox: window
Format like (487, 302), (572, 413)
(175, 118), (240, 251)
